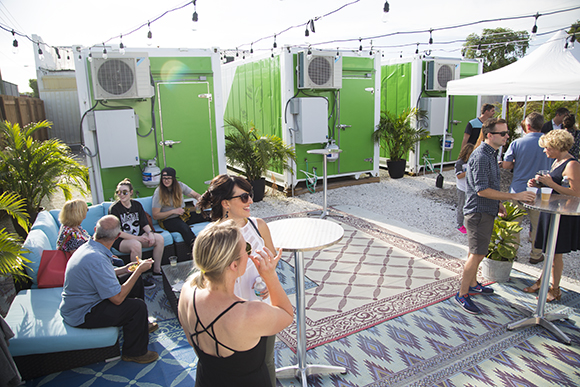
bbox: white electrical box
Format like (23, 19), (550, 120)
(94, 109), (140, 168)
(419, 98), (447, 136)
(291, 98), (328, 144)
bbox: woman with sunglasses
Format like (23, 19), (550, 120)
(199, 174), (278, 386)
(152, 167), (206, 251)
(109, 178), (164, 281)
(178, 220), (292, 387)
(526, 129), (580, 302)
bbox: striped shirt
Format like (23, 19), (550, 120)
(464, 142), (501, 216)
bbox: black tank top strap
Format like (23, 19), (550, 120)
(190, 287), (245, 356)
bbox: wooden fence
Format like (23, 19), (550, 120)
(0, 95), (48, 141)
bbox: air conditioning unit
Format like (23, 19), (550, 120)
(90, 53), (154, 100)
(298, 51), (342, 89)
(425, 60), (459, 91)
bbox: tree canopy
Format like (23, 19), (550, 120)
(463, 28), (530, 73)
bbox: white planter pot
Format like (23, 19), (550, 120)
(481, 259), (513, 283)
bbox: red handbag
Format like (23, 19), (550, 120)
(37, 250), (72, 288)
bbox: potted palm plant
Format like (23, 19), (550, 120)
(0, 121), (89, 237)
(372, 108), (430, 178)
(224, 119), (296, 201)
(481, 202), (525, 282)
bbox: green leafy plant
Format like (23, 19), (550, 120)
(486, 201), (526, 262)
(0, 121), (89, 236)
(372, 108), (430, 161)
(0, 191), (30, 282)
(224, 118), (296, 181)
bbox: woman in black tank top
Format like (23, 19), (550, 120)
(177, 220), (293, 386)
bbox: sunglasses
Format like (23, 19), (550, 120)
(490, 131), (509, 137)
(228, 191), (253, 203)
(116, 190), (130, 196)
(246, 242), (252, 255)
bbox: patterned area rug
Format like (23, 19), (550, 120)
(265, 210), (475, 351)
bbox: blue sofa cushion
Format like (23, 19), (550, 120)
(22, 229), (52, 286)
(81, 204), (106, 236)
(5, 288), (119, 357)
(30, 211), (59, 251)
(169, 222), (211, 243)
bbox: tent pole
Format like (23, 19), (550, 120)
(542, 95), (546, 115)
(523, 98), (528, 118)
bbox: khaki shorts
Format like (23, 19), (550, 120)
(465, 212), (495, 255)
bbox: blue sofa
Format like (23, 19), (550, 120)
(5, 197), (210, 380)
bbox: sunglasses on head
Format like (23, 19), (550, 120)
(228, 191), (253, 203)
(245, 242), (252, 255)
(490, 131), (509, 137)
(116, 190), (130, 196)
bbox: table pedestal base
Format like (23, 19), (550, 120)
(508, 311), (571, 344)
(307, 209), (343, 219)
(276, 364), (347, 386)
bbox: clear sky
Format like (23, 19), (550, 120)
(1, 0), (579, 93)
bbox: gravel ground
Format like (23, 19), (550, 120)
(249, 167), (580, 288)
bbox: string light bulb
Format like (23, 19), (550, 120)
(102, 44), (108, 60)
(531, 13), (539, 41)
(310, 19), (315, 33)
(250, 43), (253, 54)
(359, 38), (363, 51)
(38, 45), (44, 61)
(147, 22), (153, 46)
(305, 25), (309, 37)
(382, 1), (390, 23)
(55, 47), (61, 59)
(476, 44), (482, 56)
(192, 0), (198, 22)
(415, 43), (419, 55)
(429, 29), (433, 45)
(11, 30), (18, 54)
(119, 35), (126, 55)
(88, 52), (93, 62)
(383, 1), (390, 12)
(273, 34), (277, 49)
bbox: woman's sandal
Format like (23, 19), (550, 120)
(547, 286), (561, 302)
(523, 279), (541, 293)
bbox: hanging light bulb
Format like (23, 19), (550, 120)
(11, 30), (18, 54)
(305, 26), (309, 37)
(250, 43), (253, 54)
(88, 52), (93, 62)
(271, 48), (274, 58)
(147, 22), (153, 46)
(273, 34), (277, 49)
(38, 45), (44, 61)
(415, 43), (419, 55)
(369, 46), (374, 56)
(476, 44), (482, 57)
(55, 47), (61, 59)
(192, 0), (198, 22)
(310, 19), (315, 33)
(336, 47), (340, 59)
(102, 44), (108, 60)
(382, 1), (390, 23)
(307, 45), (312, 59)
(429, 29), (433, 45)
(399, 51), (402, 58)
(236, 48), (239, 57)
(359, 38), (363, 52)
(531, 13), (539, 41)
(120, 34), (126, 55)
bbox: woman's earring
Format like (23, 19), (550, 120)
(225, 210), (229, 219)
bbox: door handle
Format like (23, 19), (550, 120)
(160, 140), (181, 148)
(337, 124), (352, 130)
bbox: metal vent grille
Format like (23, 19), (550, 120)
(97, 59), (135, 95)
(308, 56), (332, 86)
(437, 64), (454, 89)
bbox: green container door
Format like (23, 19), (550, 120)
(157, 82), (218, 193)
(337, 77), (376, 174)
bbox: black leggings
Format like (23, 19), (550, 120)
(161, 212), (207, 250)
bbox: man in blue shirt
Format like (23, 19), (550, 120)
(501, 112), (552, 264)
(456, 118), (535, 315)
(60, 215), (158, 363)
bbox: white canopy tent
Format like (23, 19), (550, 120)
(447, 30), (580, 97)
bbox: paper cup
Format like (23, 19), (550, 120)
(526, 187), (538, 194)
(541, 187), (552, 201)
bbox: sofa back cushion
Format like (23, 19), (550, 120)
(30, 211), (59, 250)
(81, 204), (106, 236)
(22, 229), (53, 286)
